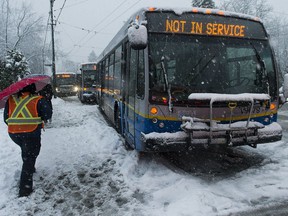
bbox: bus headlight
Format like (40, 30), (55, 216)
(56, 87), (60, 92)
(73, 86), (79, 92)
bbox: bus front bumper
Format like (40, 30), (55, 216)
(83, 93), (96, 99)
(140, 122), (282, 152)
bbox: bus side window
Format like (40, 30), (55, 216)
(105, 58), (109, 91)
(137, 50), (145, 99)
(129, 49), (137, 98)
(114, 45), (122, 96)
(109, 53), (115, 94)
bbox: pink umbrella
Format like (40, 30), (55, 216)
(0, 75), (51, 108)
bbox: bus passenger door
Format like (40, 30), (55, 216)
(124, 45), (137, 147)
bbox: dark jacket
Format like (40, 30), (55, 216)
(38, 84), (53, 111)
(39, 84), (53, 101)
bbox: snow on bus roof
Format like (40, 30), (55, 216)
(142, 7), (261, 22)
(188, 93), (270, 102)
(80, 62), (97, 65)
(56, 72), (76, 74)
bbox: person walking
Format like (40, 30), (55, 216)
(38, 84), (53, 122)
(3, 83), (52, 197)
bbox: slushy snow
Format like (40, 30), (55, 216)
(0, 97), (288, 216)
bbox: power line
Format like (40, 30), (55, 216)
(55, 0), (67, 24)
(57, 20), (113, 35)
(42, 13), (51, 72)
(58, 20), (97, 34)
(79, 0), (142, 51)
(73, 44), (103, 49)
(66, 0), (129, 55)
(99, 0), (142, 33)
(59, 24), (76, 44)
(54, 0), (143, 61)
(42, 14), (51, 54)
(68, 0), (143, 56)
(54, 0), (89, 11)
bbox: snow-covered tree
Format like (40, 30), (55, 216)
(0, 59), (6, 90)
(271, 18), (288, 81)
(192, 0), (215, 8)
(88, 50), (97, 62)
(0, 49), (30, 90)
(217, 0), (271, 22)
(0, 1), (45, 74)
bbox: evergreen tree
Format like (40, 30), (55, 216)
(88, 50), (97, 62)
(0, 50), (30, 90)
(0, 60), (6, 91)
(192, 0), (215, 8)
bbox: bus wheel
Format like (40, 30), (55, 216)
(95, 92), (100, 105)
(114, 104), (121, 133)
(124, 140), (134, 151)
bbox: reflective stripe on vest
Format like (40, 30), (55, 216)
(6, 95), (42, 125)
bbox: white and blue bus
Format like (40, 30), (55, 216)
(78, 62), (100, 103)
(95, 7), (288, 152)
(55, 72), (78, 97)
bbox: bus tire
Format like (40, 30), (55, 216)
(124, 140), (134, 151)
(114, 102), (121, 133)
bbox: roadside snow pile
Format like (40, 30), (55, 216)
(0, 97), (147, 216)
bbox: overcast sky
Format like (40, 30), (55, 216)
(21, 0), (288, 66)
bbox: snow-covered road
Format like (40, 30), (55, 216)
(0, 97), (287, 216)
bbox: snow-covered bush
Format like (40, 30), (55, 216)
(0, 50), (30, 91)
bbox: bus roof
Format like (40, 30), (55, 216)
(56, 72), (76, 75)
(80, 62), (97, 65)
(97, 7), (264, 62)
(142, 7), (261, 22)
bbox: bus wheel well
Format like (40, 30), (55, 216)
(114, 101), (121, 132)
(124, 140), (134, 151)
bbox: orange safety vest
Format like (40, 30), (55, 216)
(6, 93), (43, 133)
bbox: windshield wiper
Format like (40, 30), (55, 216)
(161, 56), (173, 112)
(198, 54), (216, 75)
(190, 56), (204, 73)
(191, 54), (216, 82)
(250, 43), (270, 95)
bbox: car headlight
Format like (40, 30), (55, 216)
(74, 86), (79, 92)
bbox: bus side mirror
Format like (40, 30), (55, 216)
(128, 24), (147, 50)
(283, 74), (288, 101)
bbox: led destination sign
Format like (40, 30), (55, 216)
(147, 12), (267, 39)
(166, 20), (245, 37)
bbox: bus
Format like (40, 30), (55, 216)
(78, 62), (99, 103)
(55, 72), (78, 97)
(95, 7), (288, 152)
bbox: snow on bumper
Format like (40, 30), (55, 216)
(141, 122), (282, 151)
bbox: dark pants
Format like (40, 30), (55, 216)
(9, 130), (41, 196)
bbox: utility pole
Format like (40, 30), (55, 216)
(50, 0), (57, 96)
(5, 0), (9, 52)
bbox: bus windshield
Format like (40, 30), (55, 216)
(83, 71), (97, 87)
(148, 34), (277, 104)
